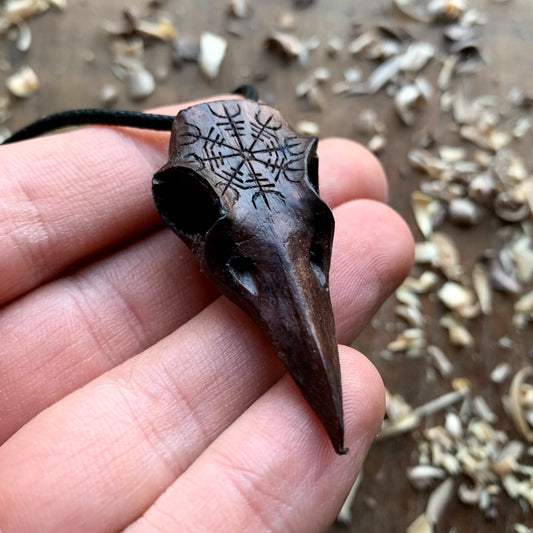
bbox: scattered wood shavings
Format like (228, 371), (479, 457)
(379, 382), (470, 439)
(394, 377), (533, 523)
(1, 1), (531, 529)
(386, 327), (426, 357)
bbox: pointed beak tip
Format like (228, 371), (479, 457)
(328, 428), (348, 455)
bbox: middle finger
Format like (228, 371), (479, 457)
(0, 199), (413, 533)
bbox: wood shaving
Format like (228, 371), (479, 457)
(509, 367), (533, 442)
(6, 65), (39, 97)
(228, 0), (250, 19)
(440, 314), (474, 347)
(403, 271), (440, 293)
(427, 345), (454, 378)
(437, 281), (479, 319)
(172, 37), (200, 67)
(336, 474), (362, 525)
(14, 20), (31, 51)
(407, 465), (447, 490)
(426, 477), (455, 525)
(448, 197), (481, 225)
(472, 262), (492, 314)
(0, 0), (50, 31)
(295, 120), (319, 136)
(265, 31), (303, 60)
(411, 191), (443, 238)
(199, 32), (227, 80)
(430, 232), (463, 280)
(127, 67), (155, 100)
(407, 512), (433, 533)
(99, 84), (118, 107)
(491, 363), (512, 384)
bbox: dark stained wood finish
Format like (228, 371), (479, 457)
(1, 1), (532, 531)
(153, 98), (345, 454)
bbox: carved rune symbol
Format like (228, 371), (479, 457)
(179, 102), (308, 209)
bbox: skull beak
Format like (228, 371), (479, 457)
(261, 267), (347, 455)
(203, 219), (347, 455)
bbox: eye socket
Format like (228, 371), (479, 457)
(153, 167), (221, 247)
(227, 255), (259, 296)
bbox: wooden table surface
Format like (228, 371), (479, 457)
(1, 1), (532, 531)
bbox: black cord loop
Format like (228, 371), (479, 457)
(2, 110), (174, 144)
(2, 85), (259, 145)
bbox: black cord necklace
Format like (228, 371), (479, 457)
(2, 85), (258, 144)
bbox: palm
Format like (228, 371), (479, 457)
(0, 97), (413, 532)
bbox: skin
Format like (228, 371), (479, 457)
(0, 95), (414, 533)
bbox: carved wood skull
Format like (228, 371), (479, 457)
(153, 99), (346, 454)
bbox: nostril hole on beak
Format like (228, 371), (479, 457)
(228, 256), (259, 296)
(310, 240), (327, 287)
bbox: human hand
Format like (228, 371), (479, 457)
(0, 96), (413, 532)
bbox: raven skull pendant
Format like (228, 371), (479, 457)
(153, 98), (346, 454)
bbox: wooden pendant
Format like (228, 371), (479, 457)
(153, 99), (346, 454)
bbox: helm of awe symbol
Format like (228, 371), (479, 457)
(177, 101), (310, 209)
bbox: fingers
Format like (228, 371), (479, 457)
(0, 137), (389, 442)
(0, 229), (218, 442)
(125, 346), (384, 533)
(0, 96), (236, 305)
(318, 137), (387, 206)
(0, 99), (387, 307)
(331, 199), (414, 343)
(0, 201), (413, 533)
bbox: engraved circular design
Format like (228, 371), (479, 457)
(177, 101), (309, 209)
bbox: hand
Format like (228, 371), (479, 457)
(0, 96), (413, 532)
